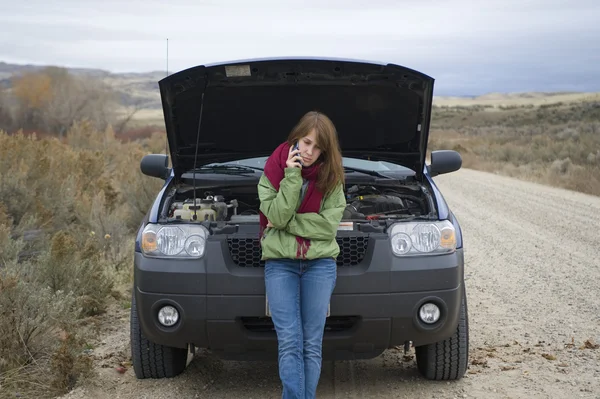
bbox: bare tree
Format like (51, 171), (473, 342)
(114, 100), (143, 135)
(41, 68), (118, 137)
(10, 67), (119, 136)
(0, 89), (14, 132)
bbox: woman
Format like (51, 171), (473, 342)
(258, 111), (346, 399)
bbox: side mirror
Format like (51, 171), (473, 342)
(141, 154), (170, 179)
(427, 150), (462, 177)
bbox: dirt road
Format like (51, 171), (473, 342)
(61, 168), (600, 399)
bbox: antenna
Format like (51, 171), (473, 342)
(191, 92), (205, 221)
(165, 38), (169, 157)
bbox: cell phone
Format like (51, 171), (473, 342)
(292, 142), (303, 166)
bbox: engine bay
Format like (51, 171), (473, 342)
(342, 184), (428, 220)
(163, 182), (434, 225)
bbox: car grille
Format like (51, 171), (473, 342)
(227, 236), (369, 267)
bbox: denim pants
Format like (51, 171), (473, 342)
(265, 257), (337, 399)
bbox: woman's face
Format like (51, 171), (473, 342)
(298, 129), (322, 167)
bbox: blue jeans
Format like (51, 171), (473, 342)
(265, 257), (337, 399)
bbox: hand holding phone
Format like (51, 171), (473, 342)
(286, 142), (303, 168)
(292, 142), (304, 165)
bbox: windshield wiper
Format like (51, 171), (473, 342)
(343, 166), (396, 179)
(191, 164), (263, 174)
(208, 163), (264, 171)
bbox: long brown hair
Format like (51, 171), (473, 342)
(287, 111), (345, 196)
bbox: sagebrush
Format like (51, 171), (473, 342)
(429, 100), (600, 196)
(0, 123), (164, 398)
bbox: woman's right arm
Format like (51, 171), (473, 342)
(257, 168), (302, 229)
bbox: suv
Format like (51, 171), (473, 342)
(131, 57), (468, 381)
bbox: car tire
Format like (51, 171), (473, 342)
(415, 285), (469, 381)
(130, 290), (189, 379)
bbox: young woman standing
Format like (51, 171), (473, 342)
(258, 111), (346, 399)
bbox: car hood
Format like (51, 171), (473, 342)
(158, 57), (434, 180)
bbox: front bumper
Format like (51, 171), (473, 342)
(134, 235), (464, 361)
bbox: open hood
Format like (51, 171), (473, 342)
(158, 57), (434, 180)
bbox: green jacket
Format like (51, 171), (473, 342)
(257, 167), (346, 261)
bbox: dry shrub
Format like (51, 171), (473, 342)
(36, 231), (114, 317)
(116, 125), (165, 142)
(0, 206), (20, 264)
(0, 255), (90, 398)
(430, 102), (600, 196)
(587, 151), (600, 163)
(544, 164), (600, 195)
(550, 158), (573, 175)
(0, 122), (163, 233)
(0, 122), (165, 397)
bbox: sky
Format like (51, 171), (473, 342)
(1, 0), (599, 96)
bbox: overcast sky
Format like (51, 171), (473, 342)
(1, 0), (599, 95)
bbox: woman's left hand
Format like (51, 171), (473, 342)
(267, 219), (274, 228)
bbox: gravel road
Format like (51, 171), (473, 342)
(61, 168), (600, 399)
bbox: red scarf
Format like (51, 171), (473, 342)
(259, 142), (324, 258)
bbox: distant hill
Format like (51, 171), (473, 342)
(433, 92), (600, 107)
(0, 61), (165, 110)
(2, 61), (599, 124)
(0, 61), (110, 79)
(0, 61), (165, 81)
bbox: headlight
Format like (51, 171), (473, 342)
(141, 224), (208, 258)
(388, 220), (456, 256)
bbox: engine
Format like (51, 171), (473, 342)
(342, 184), (427, 219)
(168, 194), (239, 222)
(165, 183), (428, 224)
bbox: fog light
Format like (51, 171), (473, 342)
(419, 303), (441, 324)
(157, 305), (179, 327)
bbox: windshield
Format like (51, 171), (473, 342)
(205, 157), (415, 175)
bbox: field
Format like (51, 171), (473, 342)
(429, 94), (600, 196)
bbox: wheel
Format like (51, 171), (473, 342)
(130, 290), (189, 379)
(415, 285), (469, 380)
